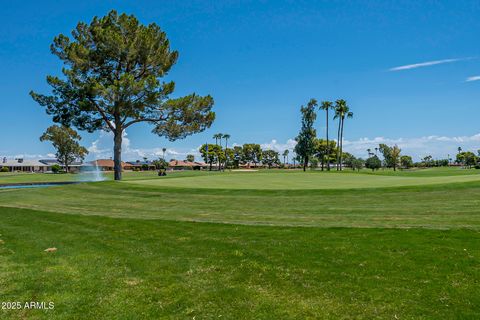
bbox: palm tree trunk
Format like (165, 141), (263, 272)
(215, 138), (219, 170)
(326, 108), (330, 171)
(339, 117), (345, 171)
(336, 118), (341, 171)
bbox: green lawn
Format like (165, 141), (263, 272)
(1, 168), (480, 319)
(126, 169), (480, 190)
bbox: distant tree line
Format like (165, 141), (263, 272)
(199, 138), (282, 170)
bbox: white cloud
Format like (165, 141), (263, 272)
(260, 139), (297, 153)
(247, 135), (480, 161)
(466, 75), (480, 82)
(389, 58), (466, 71)
(86, 130), (198, 161)
(342, 134), (480, 160)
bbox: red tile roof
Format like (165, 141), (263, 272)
(168, 160), (207, 167)
(90, 159), (128, 168)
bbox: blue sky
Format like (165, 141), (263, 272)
(1, 1), (480, 161)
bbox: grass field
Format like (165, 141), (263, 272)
(1, 167), (480, 319)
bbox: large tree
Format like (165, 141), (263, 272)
(30, 11), (215, 180)
(457, 151), (477, 168)
(262, 149), (280, 168)
(40, 125), (88, 172)
(333, 99), (353, 171)
(379, 144), (401, 171)
(365, 155), (381, 171)
(314, 138), (337, 171)
(242, 144), (262, 168)
(199, 144), (222, 171)
(400, 155), (413, 169)
(294, 99), (317, 171)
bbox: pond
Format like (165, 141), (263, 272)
(0, 182), (80, 189)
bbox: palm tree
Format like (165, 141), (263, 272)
(334, 99), (353, 171)
(162, 148), (166, 160)
(223, 133), (230, 170)
(375, 147), (378, 156)
(213, 133), (223, 170)
(367, 148), (372, 157)
(282, 149), (289, 166)
(320, 101), (333, 170)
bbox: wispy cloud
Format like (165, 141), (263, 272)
(86, 130), (199, 161)
(466, 75), (480, 82)
(389, 58), (467, 72)
(256, 135), (480, 160)
(342, 134), (480, 160)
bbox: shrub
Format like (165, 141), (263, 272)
(0, 167), (9, 172)
(365, 156), (382, 171)
(51, 164), (61, 173)
(474, 165), (480, 170)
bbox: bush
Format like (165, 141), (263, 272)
(474, 165), (480, 170)
(51, 164), (61, 173)
(365, 156), (382, 171)
(0, 167), (9, 172)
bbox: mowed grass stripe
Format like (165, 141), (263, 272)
(2, 179), (480, 229)
(124, 171), (480, 190)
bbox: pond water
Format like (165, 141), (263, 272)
(0, 182), (79, 189)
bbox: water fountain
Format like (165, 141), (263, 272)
(78, 161), (106, 182)
(92, 162), (105, 182)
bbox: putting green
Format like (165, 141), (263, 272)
(124, 171), (480, 190)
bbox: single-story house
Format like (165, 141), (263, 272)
(126, 160), (157, 171)
(168, 160), (208, 170)
(89, 159), (129, 171)
(39, 159), (84, 173)
(238, 162), (264, 169)
(0, 158), (50, 172)
(0, 158), (89, 173)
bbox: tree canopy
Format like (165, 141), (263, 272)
(242, 144), (263, 167)
(199, 144), (222, 171)
(40, 125), (88, 172)
(294, 99), (317, 171)
(379, 144), (402, 171)
(314, 139), (337, 170)
(365, 155), (381, 171)
(31, 10), (215, 180)
(262, 149), (280, 168)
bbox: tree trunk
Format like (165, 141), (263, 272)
(339, 117), (344, 171)
(303, 156), (308, 172)
(113, 129), (123, 181)
(326, 108), (330, 171)
(336, 118), (341, 170)
(224, 139), (228, 171)
(64, 156), (69, 173)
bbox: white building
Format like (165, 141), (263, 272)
(0, 158), (50, 172)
